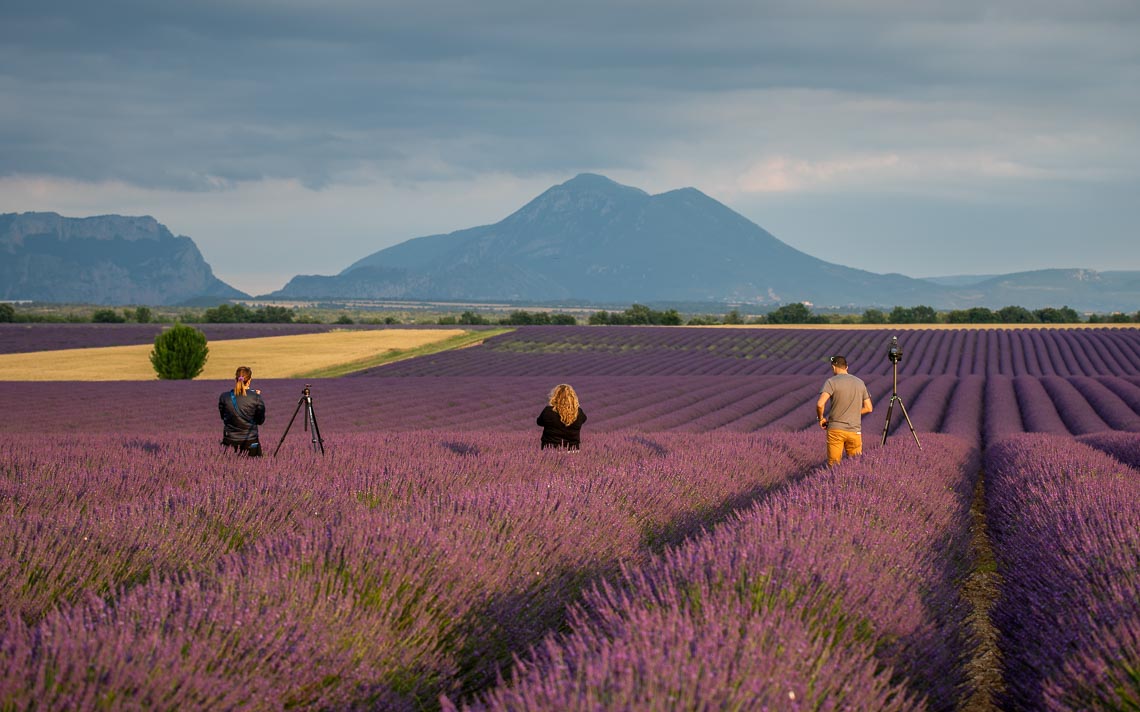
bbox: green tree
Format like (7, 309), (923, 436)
(501, 310), (553, 325)
(204, 303), (253, 322)
(862, 309), (887, 324)
(978, 307), (1000, 323)
(911, 305), (938, 323)
(767, 303), (813, 324)
(589, 311), (612, 325)
(0, 303), (15, 322)
(92, 308), (127, 323)
(997, 305), (1037, 323)
(334, 314), (354, 324)
(458, 310), (489, 325)
(888, 306), (914, 323)
(657, 309), (683, 325)
(1034, 305), (1081, 323)
(150, 323), (209, 380)
(134, 306), (153, 323)
(723, 309), (745, 325)
(253, 305), (295, 323)
(623, 304), (654, 324)
(551, 313), (577, 325)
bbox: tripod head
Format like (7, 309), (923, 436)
(886, 335), (903, 364)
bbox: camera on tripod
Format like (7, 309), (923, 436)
(273, 383), (325, 456)
(886, 335), (903, 363)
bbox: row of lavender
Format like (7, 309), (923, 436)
(985, 434), (1140, 710)
(6, 374), (1140, 444)
(447, 434), (981, 710)
(9, 324), (1140, 378)
(0, 430), (819, 709)
(0, 322), (389, 353)
(365, 326), (1140, 378)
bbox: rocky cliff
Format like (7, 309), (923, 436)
(0, 212), (248, 305)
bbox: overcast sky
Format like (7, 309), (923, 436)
(2, 1), (1138, 295)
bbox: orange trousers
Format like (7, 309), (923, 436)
(826, 428), (862, 466)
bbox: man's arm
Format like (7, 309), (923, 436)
(861, 397), (873, 415)
(816, 392), (830, 429)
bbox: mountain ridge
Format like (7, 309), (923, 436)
(0, 212), (248, 305)
(275, 173), (945, 307)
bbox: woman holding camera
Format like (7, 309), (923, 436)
(536, 383), (587, 450)
(219, 365), (265, 456)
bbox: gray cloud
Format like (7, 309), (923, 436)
(2, 0), (1139, 291)
(3, 0), (1137, 190)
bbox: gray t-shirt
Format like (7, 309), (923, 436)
(821, 373), (870, 433)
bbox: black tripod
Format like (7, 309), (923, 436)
(880, 337), (921, 449)
(273, 384), (325, 456)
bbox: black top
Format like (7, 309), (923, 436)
(218, 389), (266, 445)
(536, 405), (587, 449)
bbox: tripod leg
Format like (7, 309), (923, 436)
(880, 397), (897, 446)
(306, 400), (325, 455)
(896, 398), (923, 450)
(273, 396), (306, 457)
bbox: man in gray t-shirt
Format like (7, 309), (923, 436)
(816, 355), (873, 466)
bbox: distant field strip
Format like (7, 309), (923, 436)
(0, 328), (472, 381)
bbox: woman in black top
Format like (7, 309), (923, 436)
(536, 383), (587, 450)
(218, 365), (265, 456)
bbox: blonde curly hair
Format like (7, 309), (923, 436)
(548, 384), (580, 426)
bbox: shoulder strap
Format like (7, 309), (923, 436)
(230, 391), (255, 425)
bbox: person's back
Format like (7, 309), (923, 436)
(816, 355), (872, 466)
(821, 373), (868, 432)
(219, 366), (266, 456)
(537, 383), (587, 450)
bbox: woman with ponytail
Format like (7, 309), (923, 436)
(536, 383), (587, 450)
(218, 365), (265, 456)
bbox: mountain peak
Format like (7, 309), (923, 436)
(559, 173), (641, 193)
(509, 173), (648, 223)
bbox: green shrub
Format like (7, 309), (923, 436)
(92, 308), (127, 323)
(134, 306), (153, 323)
(150, 323), (209, 380)
(0, 303), (14, 322)
(862, 309), (887, 324)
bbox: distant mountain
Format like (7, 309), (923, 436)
(0, 212), (248, 305)
(269, 173), (943, 307)
(266, 173), (1140, 312)
(937, 269), (1140, 313)
(921, 274), (1001, 287)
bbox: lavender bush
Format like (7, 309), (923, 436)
(453, 435), (980, 711)
(985, 434), (1140, 710)
(1079, 430), (1140, 469)
(0, 430), (818, 709)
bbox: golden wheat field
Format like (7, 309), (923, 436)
(0, 329), (468, 381)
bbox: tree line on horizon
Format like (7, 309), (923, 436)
(2, 301), (1138, 327)
(470, 303), (1135, 326)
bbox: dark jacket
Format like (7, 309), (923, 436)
(537, 405), (587, 449)
(219, 390), (266, 446)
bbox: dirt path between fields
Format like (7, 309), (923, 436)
(960, 471), (1005, 711)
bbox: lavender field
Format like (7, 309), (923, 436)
(4, 325), (1139, 709)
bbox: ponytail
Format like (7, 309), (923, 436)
(234, 366), (252, 396)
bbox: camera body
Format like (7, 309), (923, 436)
(887, 336), (903, 363)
